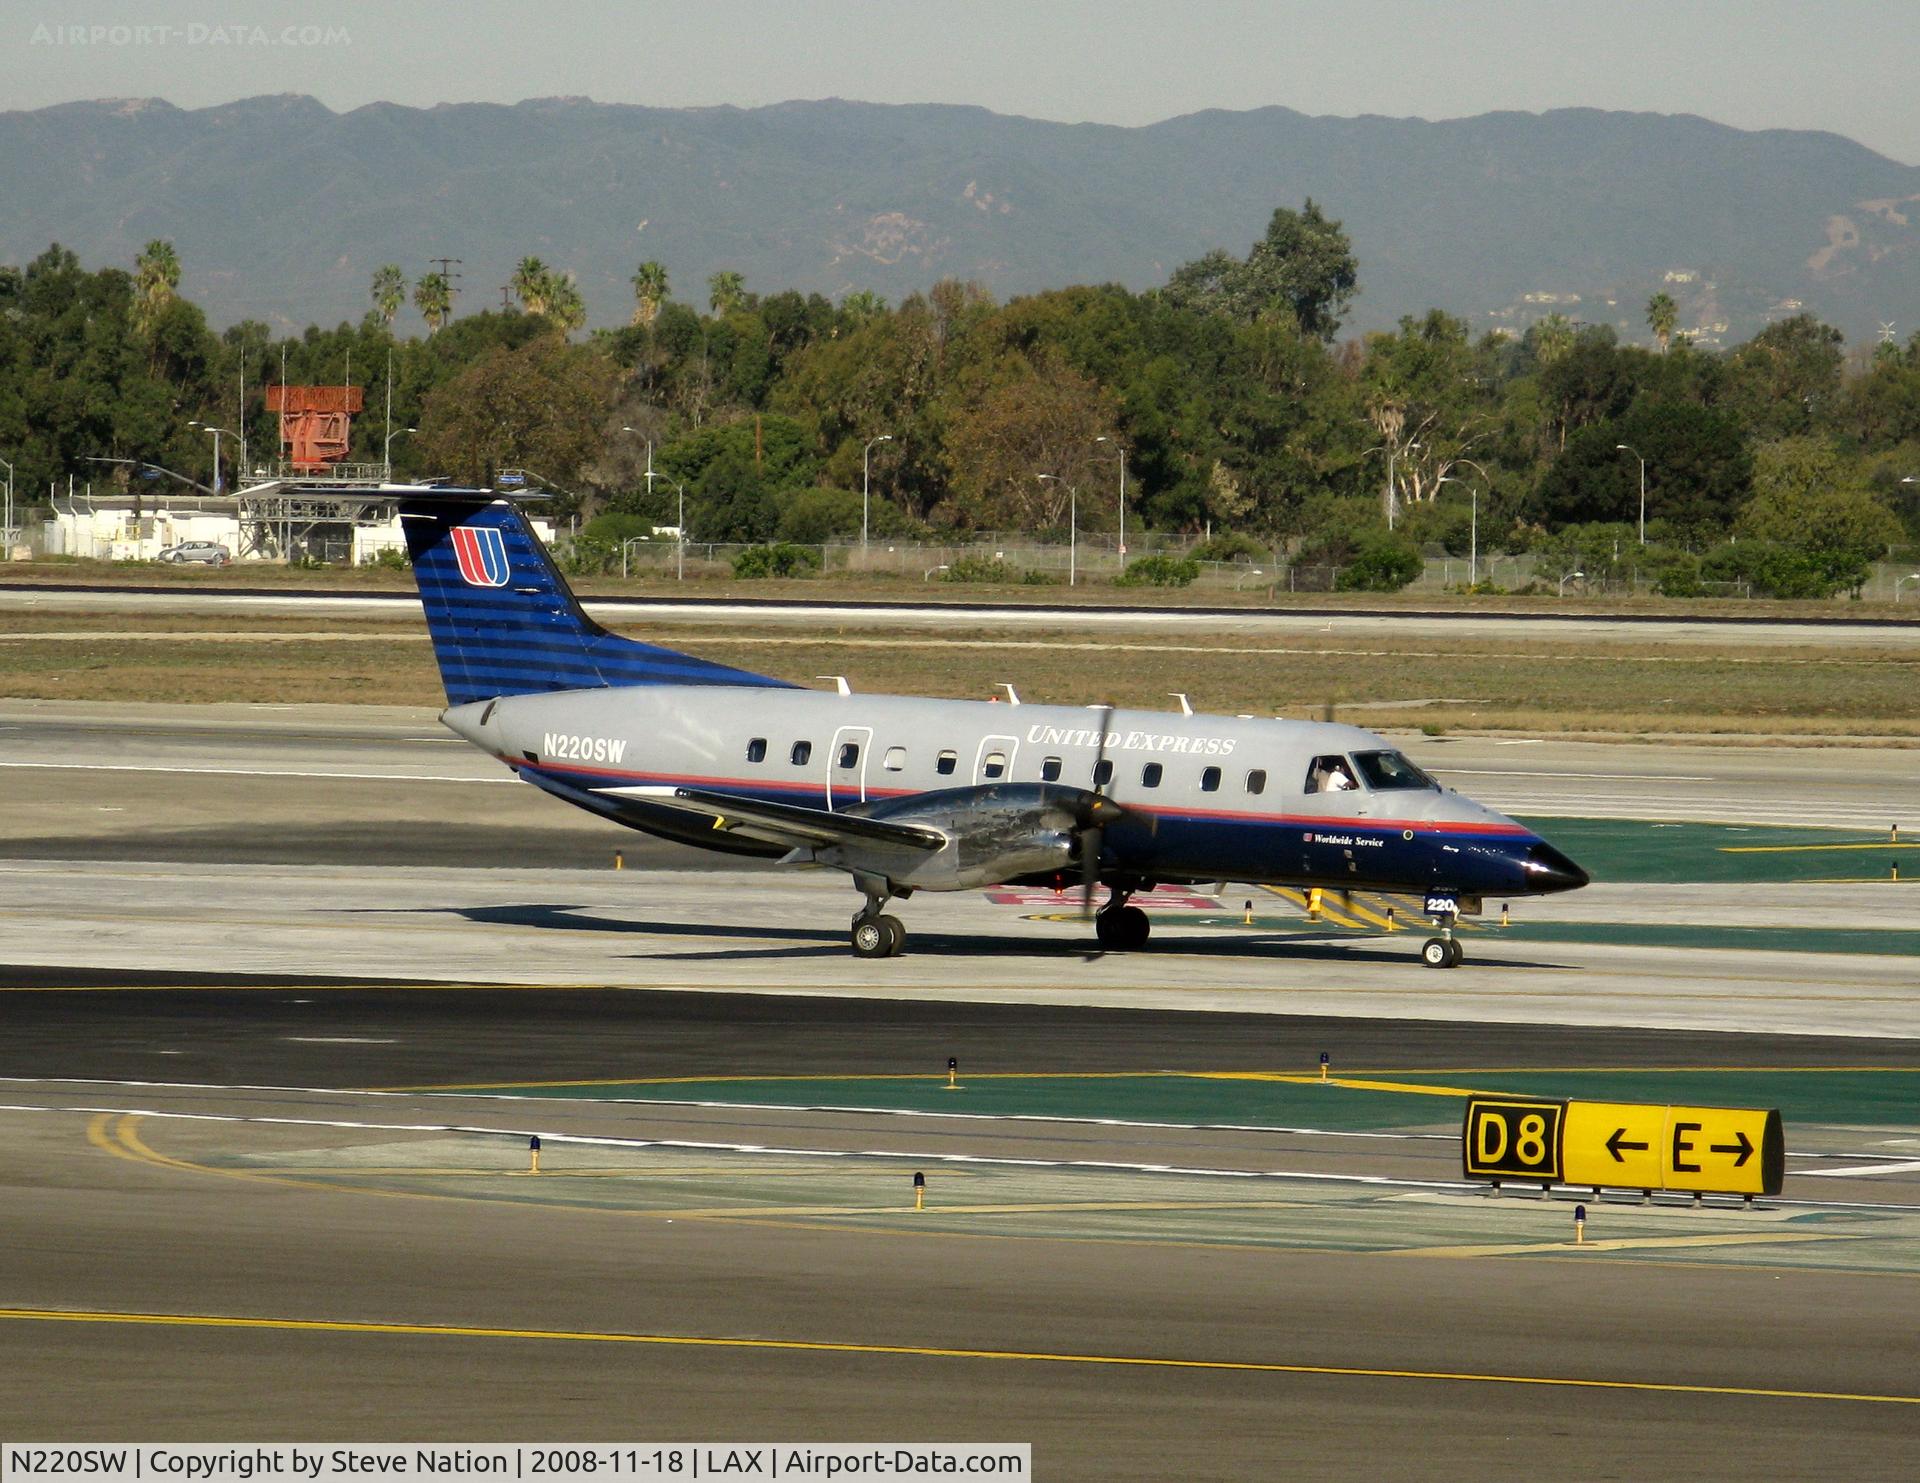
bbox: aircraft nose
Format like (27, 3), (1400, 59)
(1522, 839), (1589, 893)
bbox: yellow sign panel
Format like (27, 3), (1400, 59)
(1465, 1097), (1783, 1197)
(1561, 1101), (1666, 1192)
(1462, 1097), (1565, 1184)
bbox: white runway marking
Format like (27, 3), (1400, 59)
(0, 760), (508, 784)
(1802, 1160), (1920, 1178)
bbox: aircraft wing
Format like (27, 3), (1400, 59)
(597, 785), (948, 852)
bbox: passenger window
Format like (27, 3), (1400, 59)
(791, 740), (812, 766)
(1141, 762), (1163, 788)
(837, 741), (860, 769)
(936, 750), (957, 776)
(1201, 766), (1221, 792)
(982, 750), (1008, 779)
(1093, 758), (1114, 787)
(883, 746), (907, 772)
(1305, 755), (1359, 794)
(746, 737), (767, 764)
(1246, 769), (1267, 796)
(1041, 757), (1063, 782)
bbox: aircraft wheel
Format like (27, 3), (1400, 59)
(852, 917), (892, 958)
(875, 914), (906, 957)
(1421, 937), (1453, 969)
(1446, 938), (1465, 968)
(1095, 904), (1151, 951)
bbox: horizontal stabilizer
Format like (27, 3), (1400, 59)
(599, 785), (948, 852)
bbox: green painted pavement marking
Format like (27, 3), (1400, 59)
(1372, 1069), (1920, 1127)
(1517, 817), (1912, 885)
(430, 1068), (1920, 1130)
(1493, 922), (1920, 956)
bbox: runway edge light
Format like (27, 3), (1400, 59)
(528, 1134), (541, 1175)
(913, 1170), (925, 1212)
(945, 1056), (962, 1092)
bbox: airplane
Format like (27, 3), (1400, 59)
(401, 488), (1588, 964)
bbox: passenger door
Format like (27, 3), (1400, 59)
(827, 726), (873, 811)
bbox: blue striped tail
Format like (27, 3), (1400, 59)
(400, 495), (792, 706)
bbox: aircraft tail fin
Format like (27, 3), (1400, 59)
(399, 492), (791, 706)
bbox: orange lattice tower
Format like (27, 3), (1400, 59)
(266, 384), (365, 473)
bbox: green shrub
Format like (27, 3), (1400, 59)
(1115, 554), (1200, 587)
(1334, 533), (1422, 592)
(368, 547), (411, 571)
(1189, 532), (1269, 564)
(731, 543), (823, 579)
(940, 555), (1017, 583)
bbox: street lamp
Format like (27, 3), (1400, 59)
(1616, 444), (1647, 545)
(1038, 473), (1076, 586)
(620, 427), (656, 494)
(1362, 441), (1421, 530)
(1896, 573), (1920, 603)
(0, 454), (13, 551)
(862, 434), (893, 555)
(1557, 569), (1585, 598)
(1436, 473), (1481, 588)
(188, 421), (237, 495)
(1095, 435), (1128, 559)
(384, 425), (417, 476)
(672, 481), (686, 582)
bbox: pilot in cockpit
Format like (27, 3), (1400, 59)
(1307, 755), (1358, 793)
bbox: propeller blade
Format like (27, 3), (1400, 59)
(1081, 703), (1117, 918)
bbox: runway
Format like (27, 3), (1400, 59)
(4, 699), (1919, 1473)
(10, 578), (1920, 648)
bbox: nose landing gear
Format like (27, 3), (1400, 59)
(1421, 908), (1464, 969)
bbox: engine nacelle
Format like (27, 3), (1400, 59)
(813, 783), (1091, 892)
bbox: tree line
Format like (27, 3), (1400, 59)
(3, 203), (1917, 595)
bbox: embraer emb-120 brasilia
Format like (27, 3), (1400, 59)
(402, 490), (1588, 964)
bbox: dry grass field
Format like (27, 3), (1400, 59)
(2, 606), (1915, 741)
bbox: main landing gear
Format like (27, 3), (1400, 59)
(1094, 888), (1151, 952)
(850, 880), (906, 958)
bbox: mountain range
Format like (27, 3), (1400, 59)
(4, 93), (1918, 345)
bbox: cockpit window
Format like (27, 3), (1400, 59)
(1305, 755), (1360, 794)
(1352, 749), (1437, 791)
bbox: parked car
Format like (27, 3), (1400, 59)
(156, 541), (232, 566)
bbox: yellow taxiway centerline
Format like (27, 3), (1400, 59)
(0, 1306), (1911, 1405)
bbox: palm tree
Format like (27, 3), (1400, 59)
(1533, 312), (1575, 367)
(707, 269), (746, 316)
(512, 256), (551, 317)
(544, 273), (587, 335)
(132, 239), (180, 336)
(1647, 292), (1678, 354)
(630, 260), (669, 327)
(370, 264), (406, 326)
(413, 271), (452, 335)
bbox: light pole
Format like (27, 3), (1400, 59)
(1896, 573), (1920, 603)
(1558, 568), (1585, 598)
(1364, 441), (1420, 530)
(0, 454), (13, 551)
(1038, 473), (1076, 586)
(384, 425), (417, 477)
(188, 421), (236, 494)
(862, 433), (893, 557)
(1437, 473), (1481, 587)
(620, 427), (655, 495)
(1095, 435), (1128, 559)
(1616, 444), (1647, 545)
(673, 482), (686, 582)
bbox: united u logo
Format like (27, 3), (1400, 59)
(450, 524), (510, 587)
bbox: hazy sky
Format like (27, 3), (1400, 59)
(9, 0), (1920, 165)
